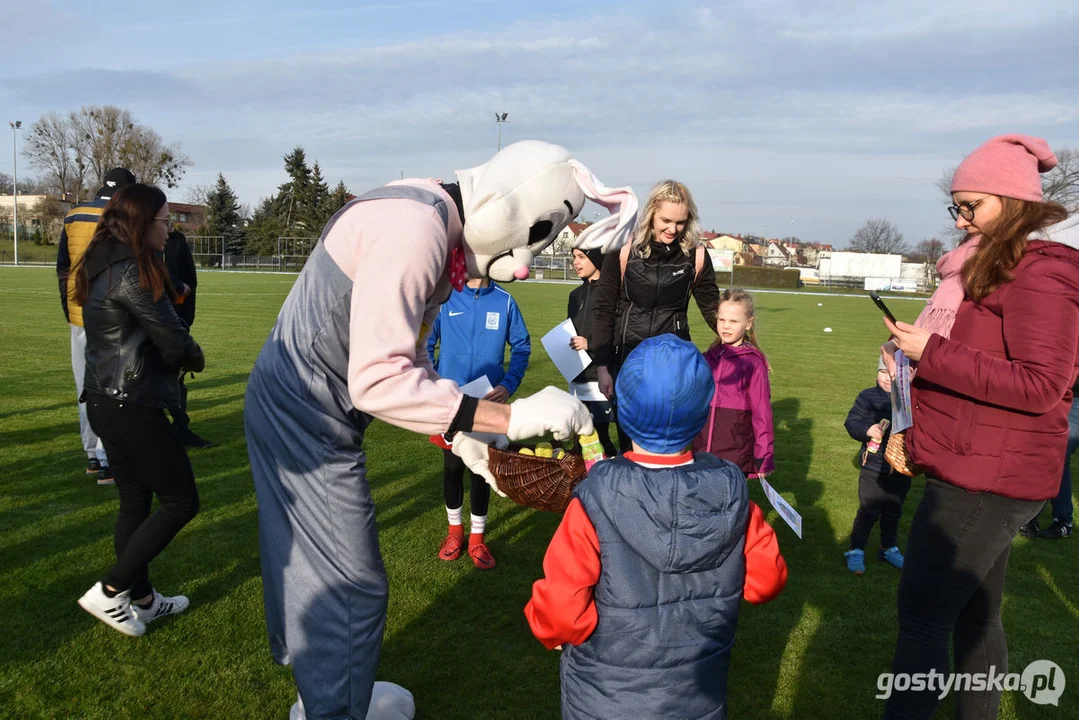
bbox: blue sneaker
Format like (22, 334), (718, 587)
(844, 549), (865, 574)
(878, 546), (905, 569)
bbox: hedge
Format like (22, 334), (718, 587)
(715, 265), (801, 290)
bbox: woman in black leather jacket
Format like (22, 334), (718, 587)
(72, 183), (205, 637)
(591, 180), (720, 451)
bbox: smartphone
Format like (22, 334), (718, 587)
(869, 292), (898, 324)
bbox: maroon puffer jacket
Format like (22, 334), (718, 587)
(908, 240), (1079, 500)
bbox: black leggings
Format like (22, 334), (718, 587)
(443, 449), (489, 517)
(87, 394), (200, 599)
(849, 466), (911, 550)
(883, 478), (1042, 719)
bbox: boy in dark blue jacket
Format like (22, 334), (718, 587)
(525, 335), (787, 720)
(843, 365), (910, 574)
(427, 278), (530, 569)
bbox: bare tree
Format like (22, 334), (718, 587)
(185, 183), (214, 207)
(22, 105), (191, 200)
(22, 111), (91, 201)
(850, 219), (907, 254)
(914, 238), (946, 265)
(0, 172), (49, 195)
(1043, 148), (1079, 211)
(30, 197), (68, 243)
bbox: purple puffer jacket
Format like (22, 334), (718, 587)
(692, 342), (775, 476)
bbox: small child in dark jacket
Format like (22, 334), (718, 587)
(843, 364), (911, 574)
(525, 334), (787, 720)
(566, 246), (618, 459)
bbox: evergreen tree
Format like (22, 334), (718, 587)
(326, 181), (351, 218)
(204, 172), (246, 254)
(244, 197), (285, 256)
(301, 162), (331, 230)
(276, 146), (312, 231)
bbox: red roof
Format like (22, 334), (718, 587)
(567, 222), (591, 235)
(168, 202), (206, 214)
(699, 231), (719, 241)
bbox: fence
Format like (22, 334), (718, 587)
(0, 238), (59, 266)
(0, 235), (937, 294)
(187, 236), (317, 272)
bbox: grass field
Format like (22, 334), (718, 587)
(0, 266), (1074, 719)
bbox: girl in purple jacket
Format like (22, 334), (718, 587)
(692, 288), (775, 477)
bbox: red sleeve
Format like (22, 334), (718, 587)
(524, 498), (601, 649)
(917, 259), (1079, 414)
(743, 502), (788, 604)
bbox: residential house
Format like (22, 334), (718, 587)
(549, 221), (591, 254)
(168, 202), (208, 233)
(0, 194), (73, 242)
(734, 250), (762, 267)
(763, 240), (792, 266)
(708, 234), (749, 254)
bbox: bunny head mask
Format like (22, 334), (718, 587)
(454, 140), (638, 282)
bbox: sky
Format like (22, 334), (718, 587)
(2, 0), (1077, 248)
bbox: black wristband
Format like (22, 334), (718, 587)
(447, 396), (479, 437)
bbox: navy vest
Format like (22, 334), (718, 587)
(561, 453), (749, 720)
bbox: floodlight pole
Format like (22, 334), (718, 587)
(9, 120), (22, 265)
(495, 112), (509, 151)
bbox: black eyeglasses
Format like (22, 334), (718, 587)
(947, 198), (986, 222)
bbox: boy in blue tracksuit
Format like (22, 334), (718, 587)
(427, 278), (530, 569)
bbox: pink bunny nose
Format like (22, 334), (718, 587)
(513, 265), (530, 280)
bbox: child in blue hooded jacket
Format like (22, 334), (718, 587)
(427, 277), (530, 568)
(525, 334), (787, 719)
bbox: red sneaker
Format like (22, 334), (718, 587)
(438, 531), (464, 561)
(468, 535), (497, 570)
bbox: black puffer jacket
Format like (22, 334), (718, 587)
(82, 236), (204, 408)
(591, 241), (720, 367)
(164, 230), (197, 327)
(567, 278), (601, 383)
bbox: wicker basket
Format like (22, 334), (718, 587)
(487, 445), (588, 513)
(884, 431), (917, 477)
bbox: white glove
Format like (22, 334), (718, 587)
(507, 386), (594, 441)
(368, 681), (416, 720)
(451, 432), (507, 497)
(468, 431), (510, 449)
(292, 683), (416, 720)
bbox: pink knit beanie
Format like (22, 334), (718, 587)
(950, 134), (1058, 203)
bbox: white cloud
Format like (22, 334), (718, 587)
(2, 0), (1077, 246)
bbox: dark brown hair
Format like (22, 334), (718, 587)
(962, 197), (1068, 302)
(74, 184), (169, 304)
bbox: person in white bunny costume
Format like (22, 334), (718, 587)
(243, 140), (637, 720)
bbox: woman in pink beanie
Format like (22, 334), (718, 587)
(881, 134), (1077, 719)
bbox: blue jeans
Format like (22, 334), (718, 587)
(1051, 396), (1079, 521)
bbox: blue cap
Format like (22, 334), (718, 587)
(615, 334), (714, 454)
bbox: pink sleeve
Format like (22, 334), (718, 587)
(749, 357), (775, 474)
(338, 202), (465, 434)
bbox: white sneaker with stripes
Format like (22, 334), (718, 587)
(77, 582), (146, 637)
(132, 589), (190, 624)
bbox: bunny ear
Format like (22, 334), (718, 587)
(569, 159), (638, 254)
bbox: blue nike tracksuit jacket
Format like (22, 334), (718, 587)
(426, 283), (531, 395)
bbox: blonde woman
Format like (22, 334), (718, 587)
(591, 180), (720, 451)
